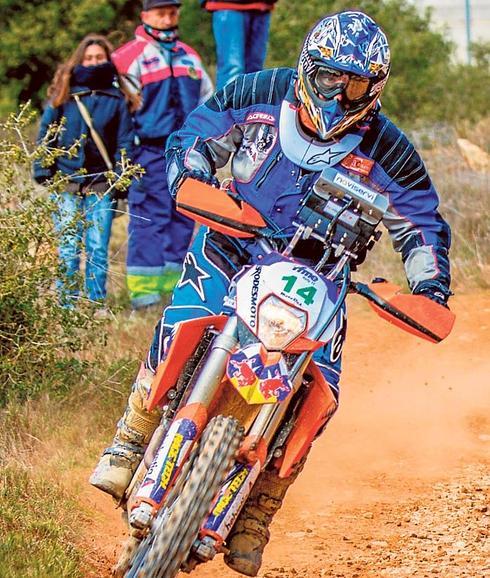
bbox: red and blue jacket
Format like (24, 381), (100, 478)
(112, 26), (213, 144)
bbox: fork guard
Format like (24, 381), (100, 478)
(275, 360), (338, 478)
(147, 315), (229, 412)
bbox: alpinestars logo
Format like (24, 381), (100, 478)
(307, 147), (347, 166)
(178, 253), (211, 301)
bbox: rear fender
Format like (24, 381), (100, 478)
(275, 360), (337, 478)
(147, 315), (228, 411)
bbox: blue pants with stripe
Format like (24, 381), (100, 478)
(146, 227), (345, 400)
(127, 145), (194, 308)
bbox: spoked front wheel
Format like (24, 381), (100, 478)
(126, 415), (243, 578)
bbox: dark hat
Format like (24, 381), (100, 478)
(143, 0), (181, 10)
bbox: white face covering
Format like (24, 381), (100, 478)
(278, 98), (362, 171)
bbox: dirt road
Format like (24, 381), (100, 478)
(83, 293), (490, 578)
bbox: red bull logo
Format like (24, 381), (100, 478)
(227, 345), (293, 404)
(259, 370), (290, 401)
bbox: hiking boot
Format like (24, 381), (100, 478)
(89, 366), (162, 500)
(224, 463), (304, 576)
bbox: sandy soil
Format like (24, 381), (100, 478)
(81, 292), (490, 578)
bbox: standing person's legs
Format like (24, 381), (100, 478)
(160, 183), (195, 294)
(127, 145), (175, 310)
(84, 186), (116, 302)
(244, 11), (271, 74)
(212, 10), (246, 89)
(52, 190), (84, 307)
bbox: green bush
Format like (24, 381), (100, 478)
(0, 104), (138, 405)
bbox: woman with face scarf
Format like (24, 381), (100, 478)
(33, 34), (136, 309)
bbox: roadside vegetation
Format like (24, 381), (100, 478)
(0, 0), (488, 575)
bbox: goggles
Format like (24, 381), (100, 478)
(313, 66), (371, 107)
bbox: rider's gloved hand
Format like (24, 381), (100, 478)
(413, 281), (451, 308)
(183, 169), (220, 189)
(170, 168), (220, 198)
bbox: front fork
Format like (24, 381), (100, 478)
(194, 274), (349, 555)
(195, 351), (313, 559)
(129, 317), (239, 530)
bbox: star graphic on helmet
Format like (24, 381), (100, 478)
(307, 147), (347, 166)
(177, 253), (211, 301)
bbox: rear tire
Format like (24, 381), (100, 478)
(126, 415), (242, 578)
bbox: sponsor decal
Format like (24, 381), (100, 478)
(306, 147), (347, 166)
(245, 112), (275, 124)
(368, 61), (383, 73)
(178, 253), (211, 301)
(333, 172), (378, 203)
(229, 356), (259, 388)
(259, 369), (291, 400)
(249, 266), (262, 328)
(142, 56), (160, 68)
(227, 346), (293, 403)
(340, 153), (374, 177)
(318, 46), (334, 59)
(138, 418), (197, 504)
(292, 265), (319, 283)
(212, 467), (249, 517)
(329, 309), (346, 363)
(159, 433), (184, 491)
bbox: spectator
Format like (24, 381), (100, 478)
(201, 0), (278, 89)
(112, 0), (214, 310)
(33, 34), (135, 309)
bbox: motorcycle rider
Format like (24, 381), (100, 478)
(91, 10), (451, 576)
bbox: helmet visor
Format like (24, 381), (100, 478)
(313, 66), (371, 107)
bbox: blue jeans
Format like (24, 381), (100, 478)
(52, 188), (115, 304)
(212, 10), (271, 90)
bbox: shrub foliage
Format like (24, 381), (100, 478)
(0, 104), (138, 405)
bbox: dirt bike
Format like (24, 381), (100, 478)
(115, 167), (455, 577)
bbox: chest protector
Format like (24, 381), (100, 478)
(278, 99), (362, 171)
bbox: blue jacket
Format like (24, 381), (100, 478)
(166, 68), (451, 300)
(34, 74), (134, 185)
(112, 26), (213, 144)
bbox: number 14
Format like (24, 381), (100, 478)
(281, 275), (317, 305)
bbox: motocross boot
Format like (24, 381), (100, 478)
(89, 366), (162, 500)
(224, 461), (304, 577)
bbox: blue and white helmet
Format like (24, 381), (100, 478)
(297, 11), (391, 140)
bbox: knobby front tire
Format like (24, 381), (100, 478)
(126, 415), (243, 578)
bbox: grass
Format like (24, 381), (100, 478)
(0, 313), (156, 577)
(0, 467), (84, 578)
